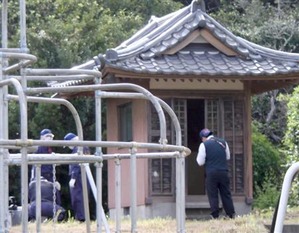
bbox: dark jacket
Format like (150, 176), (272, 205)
(203, 137), (228, 173)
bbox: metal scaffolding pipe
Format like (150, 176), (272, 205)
(26, 83), (168, 144)
(8, 151), (180, 164)
(97, 92), (182, 145)
(35, 166), (42, 232)
(80, 164), (91, 233)
(0, 2), (9, 229)
(0, 48), (29, 52)
(274, 162), (299, 233)
(120, 91), (186, 230)
(19, 0), (27, 50)
(130, 146), (137, 232)
(0, 139), (190, 153)
(115, 159), (121, 233)
(25, 68), (101, 77)
(84, 163), (110, 233)
(7, 95), (84, 140)
(8, 154), (103, 165)
(0, 53), (37, 74)
(1, 0), (8, 49)
(0, 78), (29, 231)
(15, 74), (95, 82)
(0, 1), (190, 232)
(94, 76), (103, 233)
(6, 85), (94, 231)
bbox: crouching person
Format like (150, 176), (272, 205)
(28, 176), (66, 222)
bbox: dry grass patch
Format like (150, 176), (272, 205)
(9, 208), (299, 233)
(9, 216), (268, 233)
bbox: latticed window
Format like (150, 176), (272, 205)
(149, 99), (173, 195)
(149, 99), (186, 195)
(206, 98), (245, 194)
(151, 158), (173, 194)
(118, 102), (132, 142)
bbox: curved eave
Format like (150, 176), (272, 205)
(102, 50), (299, 78)
(238, 37), (299, 62)
(105, 1), (299, 64)
(101, 64), (299, 95)
(105, 2), (259, 61)
(102, 64), (299, 79)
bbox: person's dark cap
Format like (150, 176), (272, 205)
(40, 129), (54, 137)
(199, 128), (213, 138)
(64, 132), (77, 141)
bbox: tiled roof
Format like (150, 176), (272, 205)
(51, 0), (299, 87)
(100, 0), (299, 77)
(105, 44), (299, 77)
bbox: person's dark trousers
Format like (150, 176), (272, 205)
(206, 171), (235, 218)
(70, 177), (87, 221)
(28, 201), (66, 221)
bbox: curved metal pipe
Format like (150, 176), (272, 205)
(26, 83), (168, 144)
(0, 139), (191, 154)
(7, 95), (84, 142)
(0, 53), (37, 73)
(0, 78), (28, 230)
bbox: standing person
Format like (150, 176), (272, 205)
(31, 129), (55, 182)
(64, 132), (90, 222)
(31, 129), (62, 205)
(196, 128), (235, 219)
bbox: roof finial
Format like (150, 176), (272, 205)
(191, 0), (206, 12)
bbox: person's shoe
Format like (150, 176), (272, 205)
(57, 209), (66, 222)
(228, 213), (235, 219)
(209, 214), (219, 220)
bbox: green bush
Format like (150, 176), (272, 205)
(253, 173), (280, 209)
(252, 124), (284, 189)
(252, 123), (284, 209)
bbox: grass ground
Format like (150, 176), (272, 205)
(9, 207), (299, 233)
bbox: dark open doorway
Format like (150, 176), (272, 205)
(186, 99), (205, 195)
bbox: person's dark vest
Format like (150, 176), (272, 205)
(203, 137), (228, 173)
(29, 179), (57, 203)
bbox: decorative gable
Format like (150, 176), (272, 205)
(163, 29), (238, 57)
(51, 0), (299, 95)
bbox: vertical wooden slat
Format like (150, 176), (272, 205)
(243, 81), (253, 203)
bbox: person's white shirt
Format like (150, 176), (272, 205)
(196, 135), (230, 166)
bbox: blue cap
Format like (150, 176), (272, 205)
(64, 133), (77, 141)
(199, 128), (212, 138)
(40, 129), (53, 136)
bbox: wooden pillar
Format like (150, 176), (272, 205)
(243, 81), (253, 204)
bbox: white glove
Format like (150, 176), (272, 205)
(69, 179), (76, 188)
(55, 181), (61, 191)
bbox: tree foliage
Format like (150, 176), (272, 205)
(211, 0), (299, 143)
(209, 0), (299, 207)
(252, 91), (288, 143)
(281, 86), (299, 205)
(4, 0), (182, 213)
(282, 87), (299, 165)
